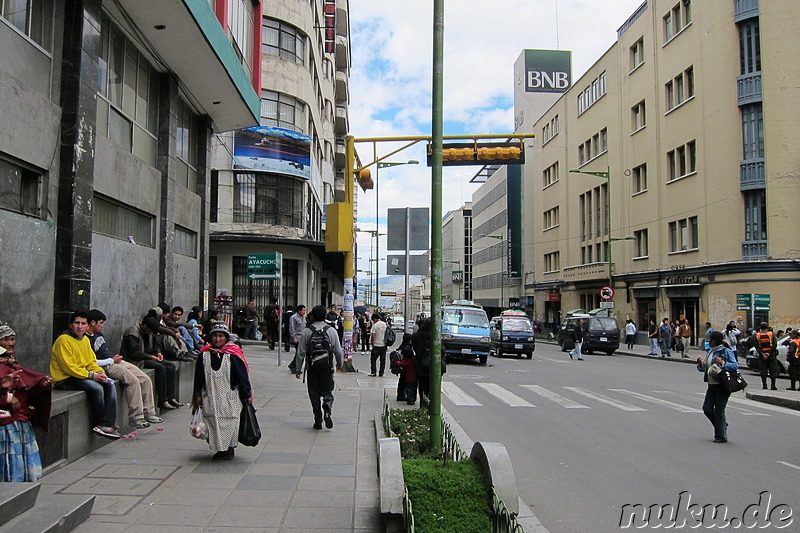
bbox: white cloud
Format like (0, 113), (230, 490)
(348, 0), (647, 275)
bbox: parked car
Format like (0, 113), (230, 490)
(489, 311), (535, 359)
(558, 314), (620, 355)
(392, 316), (406, 331)
(745, 334), (789, 374)
(441, 301), (490, 365)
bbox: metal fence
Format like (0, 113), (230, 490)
(491, 488), (525, 533)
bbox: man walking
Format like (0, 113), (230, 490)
(294, 305), (343, 430)
(265, 297), (280, 350)
(659, 318), (672, 358)
(50, 311), (120, 439)
(244, 298), (261, 340)
(370, 313), (388, 375)
(678, 319), (692, 358)
(288, 305), (307, 373)
(755, 321), (778, 390)
(569, 318), (585, 361)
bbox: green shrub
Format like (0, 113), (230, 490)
(403, 458), (492, 533)
(388, 407), (432, 459)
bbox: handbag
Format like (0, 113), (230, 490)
(238, 403), (261, 446)
(719, 368), (748, 393)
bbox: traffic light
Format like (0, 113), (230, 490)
(427, 140), (525, 166)
(356, 168), (373, 191)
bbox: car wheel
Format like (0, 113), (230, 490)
(517, 353), (522, 359)
(526, 352), (533, 359)
(585, 349), (594, 355)
(479, 354), (488, 365)
(605, 350), (615, 356)
(560, 340), (567, 352)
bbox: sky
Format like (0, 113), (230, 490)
(347, 0), (647, 279)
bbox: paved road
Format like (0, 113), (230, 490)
(440, 344), (800, 533)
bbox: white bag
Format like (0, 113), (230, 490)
(190, 409), (207, 440)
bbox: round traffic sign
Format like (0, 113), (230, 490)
(599, 286), (614, 300)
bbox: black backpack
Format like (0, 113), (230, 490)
(384, 326), (396, 346)
(306, 324), (333, 371)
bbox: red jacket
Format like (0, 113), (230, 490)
(398, 358), (417, 382)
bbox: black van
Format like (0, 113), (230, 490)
(489, 311), (535, 359)
(558, 314), (620, 355)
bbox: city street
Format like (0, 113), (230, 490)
(440, 344), (800, 533)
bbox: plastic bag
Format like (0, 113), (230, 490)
(254, 329), (263, 341)
(190, 409), (207, 440)
(238, 403), (261, 447)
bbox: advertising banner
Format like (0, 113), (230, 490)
(523, 49), (572, 93)
(234, 126), (311, 179)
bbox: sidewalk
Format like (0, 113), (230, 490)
(550, 340), (800, 412)
(39, 343), (386, 532)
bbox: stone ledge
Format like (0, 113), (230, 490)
(470, 441), (519, 515)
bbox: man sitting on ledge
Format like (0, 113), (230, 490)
(50, 310), (120, 439)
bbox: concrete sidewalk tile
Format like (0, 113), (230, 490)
(148, 486), (232, 507)
(302, 464), (356, 477)
(177, 473), (247, 489)
(67, 522), (130, 532)
(283, 506), (353, 529)
(296, 475), (355, 491)
(92, 495), (144, 515)
(206, 528), (278, 533)
(262, 442), (312, 454)
(236, 474), (299, 491)
(354, 506), (382, 530)
(89, 463), (178, 479)
(310, 435), (357, 446)
(192, 461), (250, 474)
(224, 489), (293, 507)
(257, 452), (308, 463)
(132, 503), (216, 526)
(248, 462), (304, 476)
(210, 505), (286, 527)
(125, 524), (203, 533)
(60, 477), (160, 496)
(355, 473), (379, 492)
(354, 490), (379, 508)
(290, 489), (354, 507)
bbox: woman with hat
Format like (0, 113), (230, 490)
(0, 322), (53, 481)
(192, 323), (252, 460)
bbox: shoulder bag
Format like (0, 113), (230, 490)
(719, 368), (748, 393)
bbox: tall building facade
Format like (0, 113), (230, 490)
(210, 0), (350, 313)
(441, 202), (472, 302)
(0, 0), (259, 371)
(523, 0), (799, 335)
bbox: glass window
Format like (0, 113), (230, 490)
(233, 172), (307, 229)
(630, 38), (644, 70)
(741, 104), (764, 159)
(263, 18), (306, 65)
(93, 195), (154, 247)
(174, 226), (197, 257)
(738, 20), (761, 75)
(1, 0), (53, 50)
(0, 155), (43, 218)
(744, 190), (767, 241)
(634, 229), (648, 257)
(633, 163), (647, 193)
(261, 91), (306, 132)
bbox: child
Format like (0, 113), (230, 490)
(396, 334), (417, 405)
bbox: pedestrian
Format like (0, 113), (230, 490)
(696, 331), (738, 443)
(625, 319), (637, 350)
(703, 322), (714, 350)
(0, 323), (52, 482)
(265, 298), (280, 350)
(723, 322), (740, 359)
(370, 313), (388, 376)
(120, 316), (181, 412)
(647, 320), (659, 355)
(785, 330), (800, 391)
(755, 321), (778, 390)
(293, 305), (343, 430)
(288, 305), (307, 373)
(352, 314), (360, 355)
(678, 319), (692, 358)
(244, 298), (261, 340)
(360, 313), (372, 354)
(569, 318), (585, 360)
(192, 323), (252, 460)
(412, 317), (432, 400)
(395, 334), (417, 405)
(282, 305), (295, 351)
(658, 318), (672, 358)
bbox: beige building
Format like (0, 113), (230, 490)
(522, 0), (799, 338)
(442, 202), (473, 302)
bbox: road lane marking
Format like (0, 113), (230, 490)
(441, 381), (482, 406)
(538, 357), (572, 364)
(520, 385), (590, 409)
(475, 383), (536, 407)
(778, 461), (800, 472)
(563, 387), (646, 411)
(610, 389), (700, 413)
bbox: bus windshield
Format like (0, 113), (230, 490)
(502, 318), (533, 332)
(443, 309), (489, 328)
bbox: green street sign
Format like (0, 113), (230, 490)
(754, 293), (770, 311)
(247, 272), (280, 280)
(736, 293), (752, 311)
(247, 253), (282, 274)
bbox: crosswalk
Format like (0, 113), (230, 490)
(440, 381), (778, 417)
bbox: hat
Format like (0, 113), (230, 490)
(206, 322), (231, 341)
(0, 323), (15, 340)
(149, 307), (163, 317)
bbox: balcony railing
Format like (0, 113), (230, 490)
(734, 0), (759, 22)
(737, 72), (762, 106)
(742, 240), (767, 260)
(740, 158), (765, 190)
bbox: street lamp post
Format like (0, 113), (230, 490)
(480, 234), (505, 311)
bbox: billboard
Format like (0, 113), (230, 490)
(233, 126), (311, 179)
(523, 49), (572, 93)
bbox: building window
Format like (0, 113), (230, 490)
(577, 71), (607, 115)
(542, 115), (559, 144)
(665, 66), (694, 111)
(176, 98), (199, 192)
(543, 161), (559, 188)
(668, 216), (698, 252)
(93, 195), (154, 247)
(543, 252), (560, 272)
(741, 104), (764, 160)
(233, 172), (305, 229)
(634, 229), (648, 258)
(261, 90), (307, 133)
(578, 128), (608, 165)
(631, 100), (646, 132)
(0, 155), (43, 218)
(666, 140), (696, 181)
(228, 0), (254, 73)
(632, 163), (647, 193)
(1, 0), (53, 50)
(739, 19), (761, 75)
(210, 170), (218, 223)
(743, 189), (767, 241)
(174, 226), (197, 258)
(97, 14), (159, 165)
(664, 0), (691, 44)
(543, 206), (559, 230)
(263, 18), (306, 65)
(630, 38), (644, 71)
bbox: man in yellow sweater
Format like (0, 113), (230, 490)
(50, 311), (120, 439)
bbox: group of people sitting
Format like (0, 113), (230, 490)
(0, 301), (228, 482)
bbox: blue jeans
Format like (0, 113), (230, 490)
(649, 338), (659, 354)
(660, 338), (671, 356)
(178, 326), (194, 351)
(58, 377), (117, 428)
(702, 384), (731, 440)
(244, 320), (258, 340)
(570, 341), (583, 357)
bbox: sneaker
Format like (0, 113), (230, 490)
(568, 352), (573, 360)
(577, 357), (584, 361)
(369, 373), (377, 377)
(146, 415), (164, 424)
(93, 426), (122, 439)
(129, 419), (150, 429)
(313, 421), (323, 430)
(324, 411), (333, 429)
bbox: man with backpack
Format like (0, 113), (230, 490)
(293, 306), (343, 430)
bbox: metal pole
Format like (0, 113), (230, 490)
(374, 143), (380, 312)
(277, 255), (283, 366)
(404, 207), (410, 334)
(500, 235), (505, 311)
(607, 166), (612, 288)
(429, 0), (444, 454)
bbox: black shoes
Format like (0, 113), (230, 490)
(324, 411), (333, 429)
(168, 399), (183, 408)
(313, 421), (322, 430)
(159, 401), (177, 411)
(212, 448), (234, 460)
(713, 437), (727, 443)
